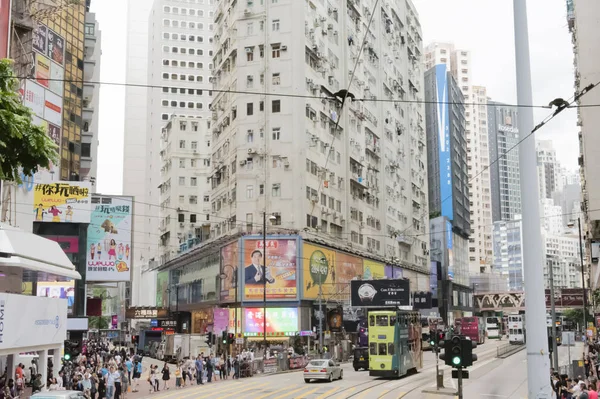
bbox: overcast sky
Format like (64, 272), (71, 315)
(90, 0), (578, 195)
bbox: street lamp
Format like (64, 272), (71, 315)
(263, 212), (277, 353)
(568, 218), (587, 332)
(220, 264), (238, 350)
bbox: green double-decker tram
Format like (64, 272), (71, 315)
(367, 309), (423, 378)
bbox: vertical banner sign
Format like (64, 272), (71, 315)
(435, 64), (453, 218)
(220, 241), (239, 303)
(47, 28), (65, 65)
(242, 238), (298, 301)
(33, 181), (91, 223)
(23, 80), (45, 118)
(0, 0), (10, 58)
(32, 23), (48, 55)
(86, 196), (133, 282)
(43, 90), (63, 127)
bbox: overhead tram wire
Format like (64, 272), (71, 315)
(308, 0), (380, 223)
(392, 80), (600, 241)
(5, 74), (600, 109)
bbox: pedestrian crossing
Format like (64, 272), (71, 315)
(129, 378), (411, 399)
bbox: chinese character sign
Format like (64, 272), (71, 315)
(86, 196), (133, 282)
(33, 181), (91, 223)
(243, 238), (298, 301)
(244, 308), (298, 334)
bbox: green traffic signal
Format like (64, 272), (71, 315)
(452, 356), (461, 366)
(64, 354), (71, 361)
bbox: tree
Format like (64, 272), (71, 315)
(88, 316), (109, 330)
(562, 308), (584, 327)
(0, 59), (58, 183)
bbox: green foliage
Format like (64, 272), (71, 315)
(562, 308), (584, 325)
(0, 59), (58, 183)
(88, 316), (109, 330)
(292, 336), (305, 355)
(592, 289), (600, 308)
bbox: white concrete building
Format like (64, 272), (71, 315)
(543, 233), (582, 289)
(492, 217), (523, 291)
(158, 116), (212, 265)
(541, 198), (564, 236)
(424, 43), (492, 274)
(82, 13), (102, 190)
(122, 0), (215, 305)
(537, 140), (562, 201)
(208, 0), (429, 275)
(568, 0), (600, 287)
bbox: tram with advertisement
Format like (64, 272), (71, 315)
(455, 317), (486, 345)
(367, 309), (423, 378)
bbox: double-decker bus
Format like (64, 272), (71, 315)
(368, 309), (423, 378)
(485, 316), (502, 339)
(455, 317), (486, 345)
(508, 313), (526, 344)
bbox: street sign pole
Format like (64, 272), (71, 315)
(457, 366), (463, 399)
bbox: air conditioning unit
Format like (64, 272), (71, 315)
(244, 9), (251, 15)
(283, 160), (290, 168)
(281, 45), (288, 51)
(239, 160), (247, 166)
(248, 148), (257, 154)
(180, 222), (185, 227)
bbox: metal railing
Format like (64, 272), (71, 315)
(496, 342), (526, 358)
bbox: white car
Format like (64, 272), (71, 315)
(303, 359), (343, 383)
(31, 391), (87, 399)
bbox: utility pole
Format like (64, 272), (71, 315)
(549, 257), (559, 370)
(457, 366), (463, 399)
(318, 282), (323, 350)
(263, 211), (267, 353)
(578, 217), (587, 331)
(513, 1), (552, 396)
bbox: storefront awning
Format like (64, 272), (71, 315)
(0, 223), (81, 280)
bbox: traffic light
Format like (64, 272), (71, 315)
(429, 334), (436, 348)
(461, 338), (477, 367)
(438, 331), (446, 343)
(228, 333), (235, 344)
(206, 332), (213, 346)
(222, 331), (227, 344)
(440, 335), (463, 367)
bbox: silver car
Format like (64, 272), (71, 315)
(303, 359), (343, 383)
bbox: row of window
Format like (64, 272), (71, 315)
(161, 87), (212, 96)
(163, 45), (214, 54)
(163, 100), (205, 109)
(162, 59), (210, 69)
(245, 43), (283, 61)
(178, 176), (199, 186)
(177, 194), (207, 205)
(163, 19), (214, 31)
(163, 5), (214, 17)
(245, 183), (281, 198)
(162, 73), (209, 81)
(163, 32), (212, 44)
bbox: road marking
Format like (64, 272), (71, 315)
(272, 386), (308, 399)
(184, 381), (268, 399)
(376, 388), (391, 398)
(296, 387), (321, 398)
(314, 386), (340, 399)
(252, 385), (298, 399)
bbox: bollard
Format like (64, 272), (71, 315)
(437, 369), (444, 389)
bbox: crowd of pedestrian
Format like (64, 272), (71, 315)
(552, 339), (600, 398)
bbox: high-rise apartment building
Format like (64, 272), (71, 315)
(122, 0), (215, 305)
(158, 116), (211, 265)
(537, 140), (562, 200)
(487, 102), (521, 223)
(206, 0), (429, 271)
(567, 0), (600, 288)
(492, 218), (523, 291)
(543, 233), (583, 289)
(424, 43), (492, 274)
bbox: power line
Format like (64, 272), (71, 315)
(7, 74), (599, 109)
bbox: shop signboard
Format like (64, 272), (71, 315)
(35, 53), (51, 88)
(242, 237), (299, 301)
(126, 307), (169, 319)
(43, 89), (63, 127)
(33, 181), (91, 223)
(228, 308), (242, 333)
(86, 196), (133, 282)
(0, 293), (67, 350)
(244, 308), (298, 334)
(302, 243), (336, 300)
(23, 80), (45, 118)
(350, 279), (410, 307)
(220, 241), (239, 302)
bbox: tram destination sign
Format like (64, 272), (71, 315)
(350, 279), (410, 307)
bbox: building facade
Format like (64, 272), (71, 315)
(487, 102), (521, 223)
(492, 218), (523, 291)
(567, 0), (600, 287)
(537, 140), (562, 201)
(543, 233), (583, 289)
(158, 116), (212, 265)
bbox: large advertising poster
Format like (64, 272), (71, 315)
(220, 241), (239, 303)
(49, 62), (64, 95)
(23, 80), (45, 118)
(47, 28), (65, 65)
(37, 281), (75, 316)
(85, 196), (133, 282)
(0, 0), (10, 59)
(35, 53), (51, 88)
(33, 181), (91, 223)
(244, 308), (298, 335)
(435, 63), (453, 218)
(0, 293), (67, 350)
(44, 90), (63, 127)
(32, 22), (47, 55)
(302, 243), (336, 300)
(242, 238), (298, 301)
(350, 279), (410, 307)
(335, 253), (362, 301)
(363, 259), (385, 279)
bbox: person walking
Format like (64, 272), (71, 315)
(161, 363), (170, 391)
(195, 355), (204, 385)
(206, 355), (214, 383)
(175, 364), (182, 389)
(132, 361), (141, 393)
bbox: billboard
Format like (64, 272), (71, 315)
(36, 281), (75, 315)
(47, 28), (65, 65)
(335, 252), (362, 300)
(220, 241), (239, 302)
(302, 243), (336, 300)
(244, 308), (298, 334)
(86, 196), (133, 281)
(23, 80), (45, 118)
(350, 279), (410, 307)
(363, 259), (385, 279)
(35, 53), (50, 88)
(33, 181), (91, 223)
(435, 63), (453, 218)
(43, 90), (63, 127)
(49, 62), (64, 95)
(0, 0), (10, 59)
(32, 22), (47, 55)
(0, 293), (67, 350)
(242, 238), (298, 301)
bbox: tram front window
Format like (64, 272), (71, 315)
(378, 343), (387, 355)
(376, 315), (389, 326)
(388, 343), (395, 355)
(369, 342), (377, 355)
